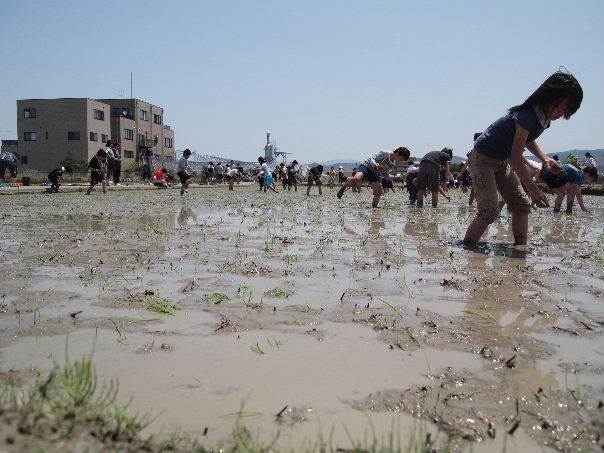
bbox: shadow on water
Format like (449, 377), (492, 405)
(451, 239), (528, 259)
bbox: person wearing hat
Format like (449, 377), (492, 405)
(47, 166), (70, 193)
(582, 152), (597, 169)
(338, 165), (346, 184)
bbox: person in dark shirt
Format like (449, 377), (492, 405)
(415, 148), (452, 208)
(306, 165), (324, 196)
(86, 149), (108, 195)
(287, 160), (299, 192)
(112, 143), (122, 185)
(338, 166), (346, 184)
(465, 71), (583, 245)
(539, 164), (597, 213)
(47, 166), (69, 193)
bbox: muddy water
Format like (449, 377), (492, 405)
(0, 187), (602, 452)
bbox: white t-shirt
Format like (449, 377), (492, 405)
(227, 168), (238, 177)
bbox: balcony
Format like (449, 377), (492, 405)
(163, 125), (171, 130)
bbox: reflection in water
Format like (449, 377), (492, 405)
(368, 212), (385, 236)
(177, 207), (197, 227)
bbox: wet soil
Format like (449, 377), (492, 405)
(0, 187), (602, 451)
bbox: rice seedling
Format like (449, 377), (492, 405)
(263, 287), (288, 299)
(250, 342), (265, 355)
(147, 300), (180, 315)
(462, 309), (496, 321)
(406, 327), (421, 348)
(204, 292), (231, 304)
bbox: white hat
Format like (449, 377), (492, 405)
(339, 166), (343, 169)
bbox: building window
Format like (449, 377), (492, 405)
(112, 107), (132, 118)
(123, 129), (134, 140)
(90, 132), (98, 142)
(45, 131), (48, 139)
(164, 137), (173, 148)
(140, 109), (148, 121)
(101, 133), (109, 143)
(21, 156), (28, 165)
(93, 109), (105, 121)
(153, 136), (158, 145)
(24, 132), (37, 141)
(137, 134), (145, 145)
(67, 131), (81, 140)
(124, 150), (134, 158)
(23, 108), (36, 118)
(153, 114), (162, 125)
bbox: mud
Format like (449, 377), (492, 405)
(0, 187), (602, 451)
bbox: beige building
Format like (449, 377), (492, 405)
(15, 98), (175, 172)
(97, 99), (175, 165)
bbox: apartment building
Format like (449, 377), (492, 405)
(16, 98), (111, 172)
(97, 98), (175, 164)
(15, 98), (175, 172)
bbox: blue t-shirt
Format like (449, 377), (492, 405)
(562, 164), (583, 185)
(474, 107), (548, 160)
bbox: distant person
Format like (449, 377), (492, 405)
(582, 152), (597, 169)
(206, 162), (215, 184)
(405, 161), (420, 204)
(226, 166), (244, 190)
(47, 166), (68, 193)
(152, 168), (169, 188)
(215, 162), (224, 183)
(464, 70), (583, 245)
(306, 164), (324, 196)
(327, 167), (337, 188)
(287, 161), (298, 192)
(337, 147), (410, 207)
(86, 149), (108, 195)
(0, 151), (19, 182)
(540, 164), (597, 213)
(262, 163), (278, 193)
(177, 149), (193, 195)
(338, 166), (346, 184)
(552, 155), (560, 162)
(142, 149), (153, 182)
(415, 147), (452, 208)
(104, 141), (114, 182)
(112, 143), (122, 185)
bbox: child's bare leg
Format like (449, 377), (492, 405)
(318, 182), (322, 195)
(102, 180), (107, 194)
(469, 187), (475, 206)
(511, 211), (529, 245)
(86, 184), (94, 195)
(370, 182), (383, 208)
(229, 180), (233, 190)
(565, 187), (575, 213)
(553, 188), (565, 212)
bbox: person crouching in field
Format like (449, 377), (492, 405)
(86, 149), (108, 195)
(47, 166), (69, 193)
(464, 71), (583, 245)
(287, 161), (299, 192)
(152, 168), (169, 188)
(337, 147), (410, 208)
(540, 164), (597, 213)
(226, 166), (244, 190)
(415, 148), (452, 208)
(177, 149), (193, 196)
(306, 165), (324, 196)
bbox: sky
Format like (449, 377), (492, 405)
(1, 0), (603, 163)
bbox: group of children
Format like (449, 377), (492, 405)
(46, 70), (599, 247)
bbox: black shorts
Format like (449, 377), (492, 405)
(356, 164), (380, 183)
(177, 171), (191, 185)
(307, 174), (322, 186)
(381, 177), (394, 189)
(416, 161), (440, 192)
(90, 172), (104, 185)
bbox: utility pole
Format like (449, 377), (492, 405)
(130, 72), (133, 99)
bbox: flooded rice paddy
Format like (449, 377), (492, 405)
(0, 186), (603, 452)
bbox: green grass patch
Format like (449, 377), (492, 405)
(148, 300), (180, 315)
(204, 292), (232, 304)
(263, 287), (288, 299)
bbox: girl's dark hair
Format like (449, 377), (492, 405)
(183, 149), (192, 156)
(583, 166), (598, 180)
(509, 70), (583, 119)
(393, 147), (410, 160)
(473, 133), (481, 141)
(237, 166), (244, 173)
(316, 165), (324, 173)
(97, 149), (107, 157)
(441, 147), (453, 158)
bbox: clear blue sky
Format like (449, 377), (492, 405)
(1, 0), (603, 162)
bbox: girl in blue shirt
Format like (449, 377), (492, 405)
(464, 71), (583, 245)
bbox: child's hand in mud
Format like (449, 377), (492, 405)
(528, 185), (549, 208)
